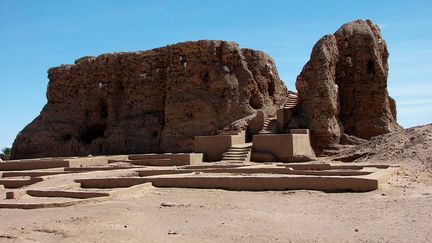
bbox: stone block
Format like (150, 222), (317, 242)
(252, 133), (315, 162)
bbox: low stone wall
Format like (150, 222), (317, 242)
(68, 155), (128, 167)
(128, 153), (203, 165)
(252, 131), (315, 162)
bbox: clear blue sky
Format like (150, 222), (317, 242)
(1, 0), (431, 148)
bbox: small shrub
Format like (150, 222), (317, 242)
(0, 147), (11, 161)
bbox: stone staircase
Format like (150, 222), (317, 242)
(221, 143), (252, 163)
(259, 117), (276, 134)
(259, 93), (298, 135)
(283, 93), (298, 109)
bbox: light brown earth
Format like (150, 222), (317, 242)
(0, 175), (430, 242)
(0, 125), (431, 242)
(335, 124), (432, 185)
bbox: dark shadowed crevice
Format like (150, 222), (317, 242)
(203, 71), (210, 82)
(249, 93), (262, 109)
(79, 124), (106, 144)
(268, 81), (275, 96)
(367, 60), (374, 75)
(100, 100), (109, 119)
(151, 131), (159, 139)
(62, 134), (72, 142)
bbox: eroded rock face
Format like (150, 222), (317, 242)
(296, 35), (342, 150)
(334, 20), (400, 138)
(12, 40), (288, 159)
(296, 19), (401, 151)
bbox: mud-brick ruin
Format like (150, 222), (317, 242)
(0, 19), (402, 208)
(11, 19), (399, 160)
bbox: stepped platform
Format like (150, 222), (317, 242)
(221, 143), (252, 163)
(194, 132), (246, 161)
(0, 153), (399, 209)
(76, 163), (398, 192)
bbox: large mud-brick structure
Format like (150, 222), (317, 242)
(11, 19), (400, 160)
(11, 41), (288, 159)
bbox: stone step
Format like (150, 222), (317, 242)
(145, 175), (378, 192)
(26, 189), (110, 199)
(223, 143), (252, 162)
(223, 156), (248, 160)
(64, 166), (145, 172)
(259, 131), (273, 134)
(227, 147), (251, 151)
(111, 158), (190, 166)
(224, 153), (249, 157)
(1, 171), (74, 178)
(0, 160), (70, 171)
(224, 155), (248, 159)
(228, 147), (252, 151)
(222, 157), (247, 161)
(0, 197), (83, 209)
(181, 164), (245, 169)
(76, 177), (149, 189)
(225, 151), (249, 155)
(142, 167), (371, 177)
(226, 150), (250, 154)
(222, 155), (247, 158)
(0, 177), (43, 188)
(138, 169), (195, 177)
(121, 159), (174, 166)
(128, 154), (203, 166)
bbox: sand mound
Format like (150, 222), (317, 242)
(335, 124), (432, 184)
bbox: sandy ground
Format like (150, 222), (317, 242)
(1, 124), (431, 242)
(0, 172), (431, 243)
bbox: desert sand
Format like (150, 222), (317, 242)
(0, 174), (430, 242)
(1, 127), (431, 243)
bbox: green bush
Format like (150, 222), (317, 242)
(0, 147), (11, 161)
